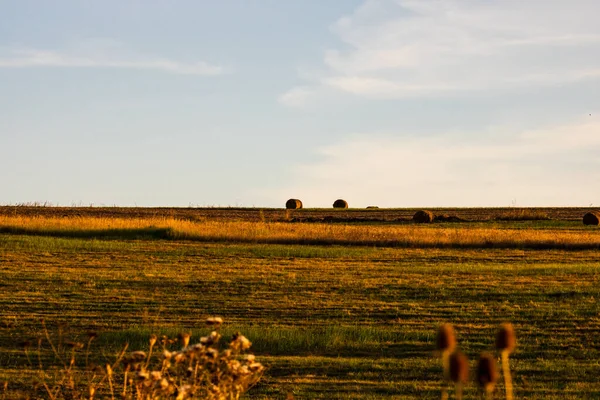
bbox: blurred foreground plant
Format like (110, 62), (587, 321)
(20, 318), (264, 400)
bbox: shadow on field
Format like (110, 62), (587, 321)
(0, 226), (173, 240)
(2, 225), (600, 250)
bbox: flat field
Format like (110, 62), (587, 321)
(0, 207), (599, 399)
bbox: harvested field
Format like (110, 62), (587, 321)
(0, 207), (599, 399)
(1, 206), (596, 222)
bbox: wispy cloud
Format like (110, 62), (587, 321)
(278, 86), (315, 107)
(264, 116), (600, 207)
(0, 47), (224, 75)
(281, 0), (600, 103)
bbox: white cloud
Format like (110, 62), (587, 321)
(265, 116), (600, 207)
(278, 86), (315, 107)
(0, 47), (224, 75)
(281, 0), (600, 101)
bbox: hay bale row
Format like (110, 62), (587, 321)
(583, 211), (600, 226)
(286, 199), (350, 209)
(285, 199), (303, 210)
(285, 203), (468, 222)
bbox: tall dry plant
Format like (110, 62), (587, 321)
(476, 353), (498, 399)
(436, 323), (456, 400)
(435, 323), (517, 400)
(496, 323), (516, 400)
(449, 351), (469, 400)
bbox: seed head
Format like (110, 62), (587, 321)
(150, 371), (162, 381)
(160, 378), (169, 390)
(476, 353), (498, 393)
(239, 365), (250, 375)
(248, 361), (264, 372)
(135, 371), (149, 381)
(449, 351), (469, 384)
(239, 335), (252, 350)
(178, 332), (191, 348)
(206, 317), (224, 326)
(201, 331), (221, 346)
(495, 323), (516, 354)
(436, 323), (456, 353)
(65, 341), (84, 349)
(173, 352), (186, 363)
(206, 348), (219, 359)
(130, 351), (147, 363)
(231, 333), (252, 351)
(178, 384), (192, 397)
(149, 334), (157, 347)
(159, 378), (169, 390)
(221, 349), (232, 358)
(189, 344), (204, 354)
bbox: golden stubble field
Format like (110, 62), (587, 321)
(0, 207), (599, 399)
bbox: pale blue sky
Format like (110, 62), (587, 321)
(1, 0), (599, 207)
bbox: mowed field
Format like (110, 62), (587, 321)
(0, 205), (595, 222)
(0, 206), (599, 399)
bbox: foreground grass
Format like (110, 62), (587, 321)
(1, 232), (599, 398)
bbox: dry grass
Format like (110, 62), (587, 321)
(495, 209), (550, 221)
(2, 215), (600, 249)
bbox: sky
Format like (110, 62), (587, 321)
(1, 0), (599, 208)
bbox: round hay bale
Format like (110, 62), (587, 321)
(285, 199), (303, 210)
(333, 199), (348, 209)
(583, 211), (600, 225)
(413, 210), (434, 223)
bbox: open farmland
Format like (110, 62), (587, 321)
(0, 205), (597, 222)
(0, 207), (599, 399)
